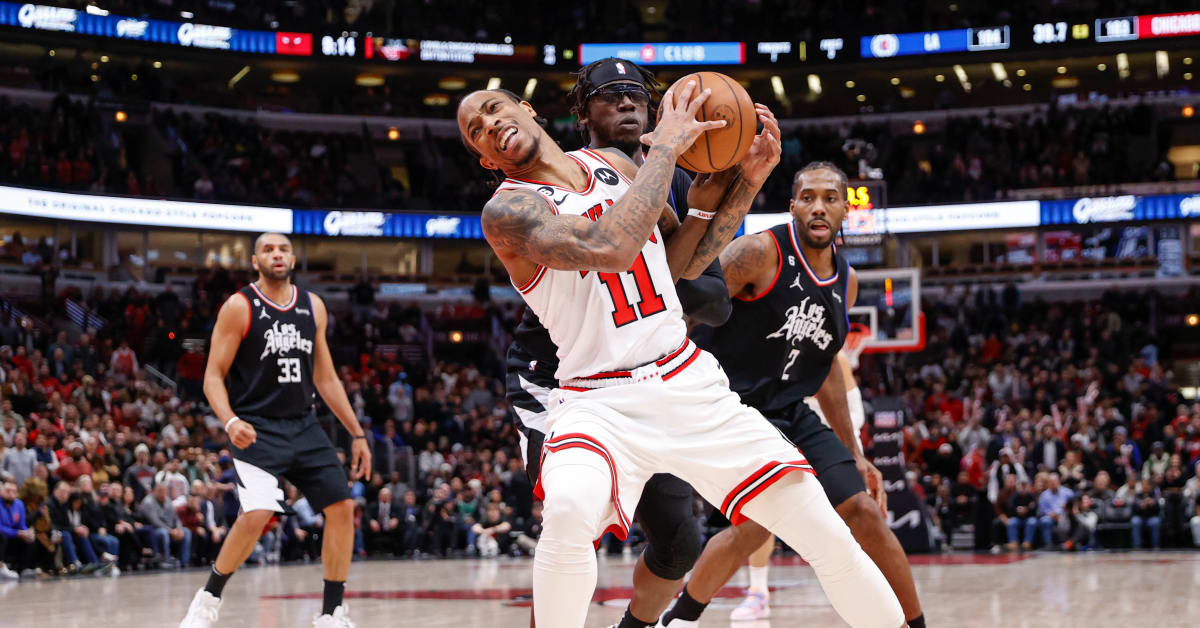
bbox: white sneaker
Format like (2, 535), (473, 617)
(179, 589), (222, 627)
(658, 617), (699, 628)
(729, 590), (770, 621)
(313, 604), (356, 627)
(0, 564), (19, 580)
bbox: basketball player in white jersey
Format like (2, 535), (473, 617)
(458, 81), (903, 628)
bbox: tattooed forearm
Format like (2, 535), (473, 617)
(719, 233), (772, 298)
(680, 174), (760, 279)
(481, 144), (679, 273)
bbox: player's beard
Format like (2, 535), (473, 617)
(258, 264), (292, 281)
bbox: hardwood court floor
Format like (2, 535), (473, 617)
(2, 551), (1197, 627)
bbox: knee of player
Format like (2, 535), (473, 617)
(645, 519), (703, 580)
(730, 520), (772, 553)
(323, 498), (355, 520)
(238, 508), (277, 529)
(838, 494), (887, 540)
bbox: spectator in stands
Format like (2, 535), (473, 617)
(100, 481), (143, 571)
(121, 444), (156, 502)
(76, 476), (118, 564)
(2, 431), (36, 486)
(1064, 495), (1099, 551)
(138, 482), (191, 568)
(1037, 473), (1074, 548)
(109, 340), (138, 378)
(47, 481), (101, 573)
(1131, 477), (1163, 550)
(154, 459), (189, 505)
(515, 501), (543, 556)
(56, 441), (93, 483)
(365, 487), (401, 556)
(1142, 442), (1170, 478)
(1003, 478), (1039, 551)
(470, 502), (512, 558)
(387, 375), (413, 424)
(0, 479), (33, 578)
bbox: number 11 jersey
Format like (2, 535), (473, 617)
(228, 282), (318, 419)
(496, 148), (687, 382)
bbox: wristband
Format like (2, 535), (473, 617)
(352, 434), (367, 440)
(223, 416), (243, 432)
(687, 208), (716, 221)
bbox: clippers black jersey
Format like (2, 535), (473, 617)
(228, 283), (317, 419)
(697, 221), (850, 414)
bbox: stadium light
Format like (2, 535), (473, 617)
(153, 61), (162, 69)
(387, 127), (400, 141)
(934, 74), (945, 82)
(806, 74), (822, 95)
(450, 331), (464, 343)
(856, 94), (866, 102)
(86, 5), (109, 16)
(486, 77), (501, 90)
(438, 77), (467, 91)
(890, 77), (900, 85)
(1016, 68), (1026, 77)
(845, 80), (855, 88)
(990, 63), (1007, 82)
(114, 110), (127, 123)
(1116, 53), (1130, 79)
(1187, 73), (1195, 81)
(912, 120), (925, 134)
(356, 74), (384, 87)
(770, 75), (787, 102)
(227, 65), (250, 90)
(48, 49), (55, 57)
(952, 64), (970, 92)
(1097, 63), (1107, 71)
(271, 71), (300, 83)
(1183, 105), (1195, 118)
(1187, 313), (1200, 327)
(1156, 51), (1169, 78)
(100, 55), (109, 63)
(1186, 57), (1194, 65)
(1056, 65), (1067, 74)
(523, 78), (537, 100)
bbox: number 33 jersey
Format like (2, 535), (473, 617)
(228, 283), (318, 419)
(496, 148), (687, 382)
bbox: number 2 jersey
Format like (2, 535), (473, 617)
(695, 220), (850, 415)
(496, 148), (688, 382)
(228, 283), (318, 419)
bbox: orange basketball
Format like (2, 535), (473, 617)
(658, 71), (757, 173)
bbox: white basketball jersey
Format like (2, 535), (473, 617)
(496, 148), (688, 382)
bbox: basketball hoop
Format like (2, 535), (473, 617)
(844, 322), (873, 370)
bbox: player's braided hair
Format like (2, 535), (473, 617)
(567, 58), (662, 139)
(793, 161), (849, 198)
(459, 88), (549, 187)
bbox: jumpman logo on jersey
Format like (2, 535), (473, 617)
(258, 308), (271, 320)
(789, 274), (804, 290)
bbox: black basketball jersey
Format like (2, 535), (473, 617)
(228, 283), (318, 419)
(697, 221), (850, 414)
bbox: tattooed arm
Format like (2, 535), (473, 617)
(678, 103), (782, 280)
(481, 80), (724, 282)
(719, 231), (777, 299)
(482, 143), (685, 276)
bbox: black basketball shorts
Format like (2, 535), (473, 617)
(768, 402), (865, 509)
(230, 414), (351, 514)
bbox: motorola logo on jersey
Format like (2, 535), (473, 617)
(595, 168), (619, 186)
(766, 297), (834, 352)
(259, 320), (314, 359)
